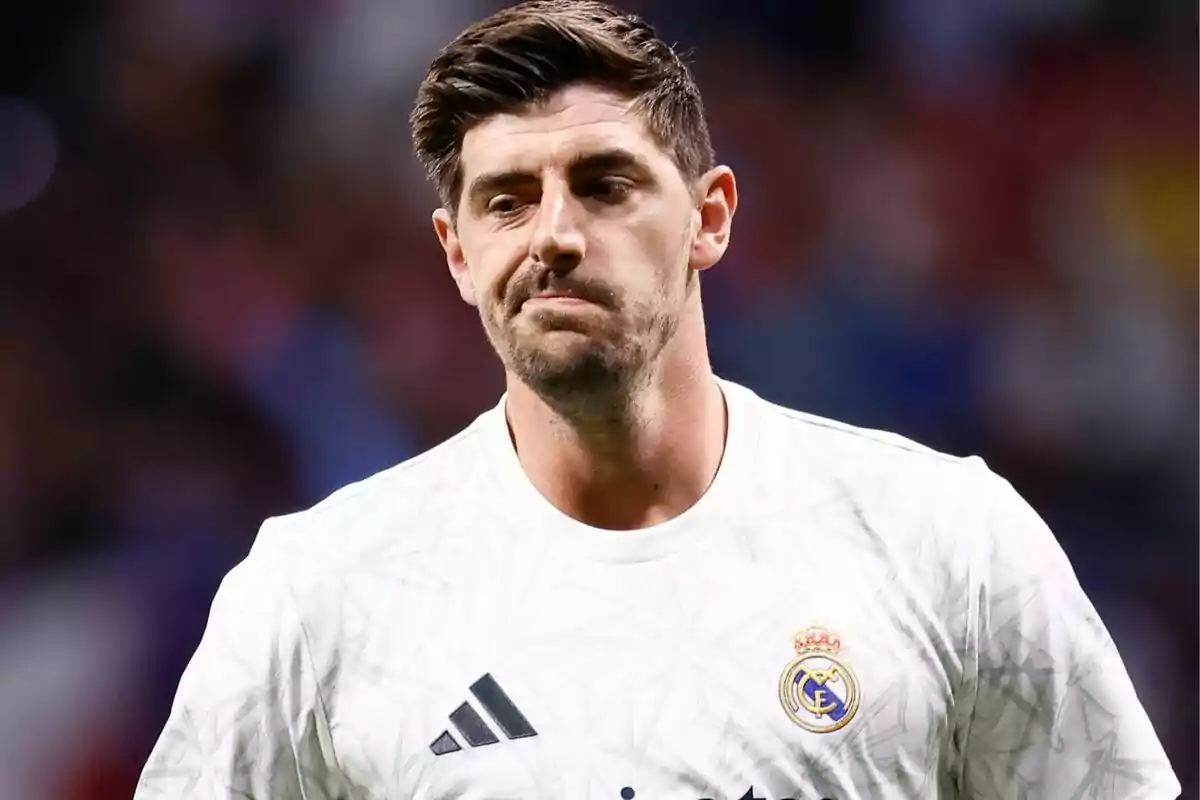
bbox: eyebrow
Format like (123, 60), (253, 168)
(565, 147), (651, 177)
(464, 147), (652, 209)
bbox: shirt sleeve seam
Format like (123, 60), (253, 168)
(288, 578), (349, 796)
(263, 519), (349, 797)
(952, 459), (993, 790)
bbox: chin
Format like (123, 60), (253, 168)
(511, 341), (631, 399)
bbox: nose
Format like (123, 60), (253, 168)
(530, 179), (585, 273)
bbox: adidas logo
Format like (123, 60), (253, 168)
(429, 673), (538, 755)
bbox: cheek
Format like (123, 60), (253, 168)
(476, 230), (527, 281)
(460, 244), (509, 305)
(628, 211), (691, 280)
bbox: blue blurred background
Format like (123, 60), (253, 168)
(0, 1), (1195, 797)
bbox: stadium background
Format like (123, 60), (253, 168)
(0, 0), (1195, 797)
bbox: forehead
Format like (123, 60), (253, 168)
(459, 85), (671, 181)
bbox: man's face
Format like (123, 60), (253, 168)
(433, 85), (705, 403)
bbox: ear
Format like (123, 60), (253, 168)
(688, 166), (738, 272)
(432, 207), (477, 306)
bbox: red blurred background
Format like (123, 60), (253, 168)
(0, 1), (1195, 797)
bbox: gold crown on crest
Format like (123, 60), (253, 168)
(793, 626), (842, 655)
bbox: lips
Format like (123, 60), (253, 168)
(528, 293), (588, 302)
(521, 294), (596, 313)
(519, 287), (607, 310)
(507, 273), (614, 316)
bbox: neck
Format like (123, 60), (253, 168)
(503, 318), (726, 530)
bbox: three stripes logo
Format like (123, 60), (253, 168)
(429, 673), (538, 755)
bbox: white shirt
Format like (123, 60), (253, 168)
(133, 379), (1180, 799)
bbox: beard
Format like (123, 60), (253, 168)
(481, 287), (679, 417)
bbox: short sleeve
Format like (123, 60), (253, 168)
(954, 467), (1180, 800)
(133, 519), (347, 799)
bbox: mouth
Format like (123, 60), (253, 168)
(524, 294), (593, 306)
(507, 274), (615, 318)
(519, 291), (606, 313)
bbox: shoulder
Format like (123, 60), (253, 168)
(252, 403), (502, 572)
(729, 381), (1024, 562)
(738, 381), (995, 494)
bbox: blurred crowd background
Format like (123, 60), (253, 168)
(1, 0), (1195, 797)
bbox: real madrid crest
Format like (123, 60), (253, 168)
(779, 626), (860, 733)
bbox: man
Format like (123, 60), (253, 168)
(134, 2), (1180, 798)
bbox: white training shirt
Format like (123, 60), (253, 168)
(134, 379), (1180, 800)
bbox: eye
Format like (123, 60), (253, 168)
(585, 176), (634, 204)
(487, 195), (524, 216)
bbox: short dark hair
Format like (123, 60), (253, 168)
(410, 0), (715, 212)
